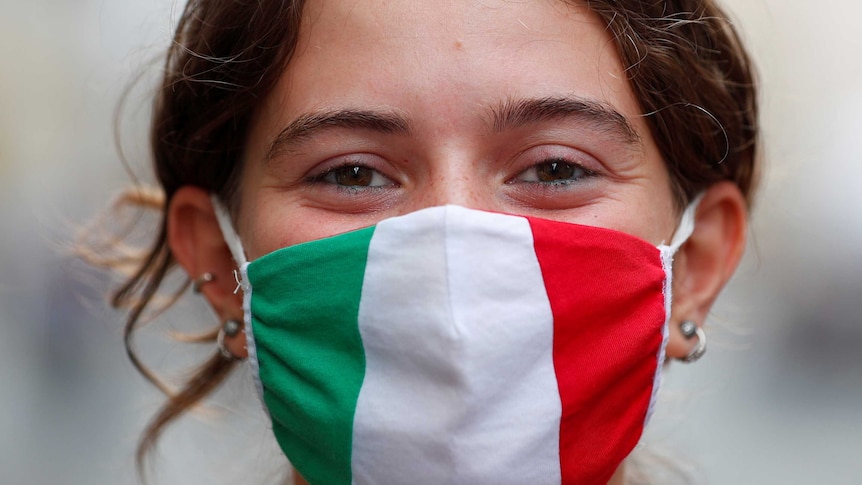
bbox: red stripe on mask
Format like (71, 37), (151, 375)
(527, 218), (667, 485)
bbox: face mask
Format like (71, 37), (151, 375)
(213, 201), (697, 485)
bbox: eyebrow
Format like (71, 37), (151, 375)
(264, 96), (640, 161)
(264, 109), (412, 161)
(489, 96), (641, 146)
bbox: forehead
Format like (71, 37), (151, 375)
(254, 0), (643, 130)
(298, 0), (598, 48)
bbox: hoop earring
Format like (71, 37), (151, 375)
(217, 319), (244, 361)
(678, 320), (707, 363)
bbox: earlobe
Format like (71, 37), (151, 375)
(665, 181), (748, 361)
(168, 186), (248, 358)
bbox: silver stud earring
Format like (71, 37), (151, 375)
(678, 320), (706, 363)
(192, 272), (215, 294)
(217, 319), (244, 361)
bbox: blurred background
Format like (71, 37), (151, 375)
(0, 0), (859, 483)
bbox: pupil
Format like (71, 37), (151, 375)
(335, 166), (372, 186)
(536, 161), (575, 182)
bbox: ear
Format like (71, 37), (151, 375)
(665, 181), (748, 360)
(168, 185), (247, 358)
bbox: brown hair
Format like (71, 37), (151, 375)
(586, 0), (758, 207)
(97, 0), (758, 476)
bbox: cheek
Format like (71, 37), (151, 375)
(238, 191), (307, 260)
(238, 187), (382, 260)
(639, 193), (678, 244)
(235, 170), (283, 260)
(631, 158), (678, 244)
(593, 169), (678, 246)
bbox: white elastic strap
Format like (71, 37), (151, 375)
(648, 193), (703, 423)
(210, 195), (266, 412)
(666, 193), (703, 253)
(211, 194), (249, 267)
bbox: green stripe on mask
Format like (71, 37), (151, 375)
(247, 225), (376, 485)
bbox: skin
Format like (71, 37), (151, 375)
(167, 1), (748, 483)
(238, 0), (677, 257)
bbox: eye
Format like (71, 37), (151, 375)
(502, 147), (603, 211)
(514, 158), (592, 185)
(315, 164), (395, 188)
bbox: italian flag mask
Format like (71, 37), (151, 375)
(213, 202), (696, 485)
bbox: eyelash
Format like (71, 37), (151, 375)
(510, 157), (597, 187)
(304, 152), (599, 193)
(306, 160), (396, 192)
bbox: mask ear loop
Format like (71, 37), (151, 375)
(646, 193), (704, 424)
(211, 195), (249, 268)
(210, 195), (268, 414)
(666, 193), (703, 254)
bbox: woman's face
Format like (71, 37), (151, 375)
(236, 0), (677, 259)
(169, 5), (746, 482)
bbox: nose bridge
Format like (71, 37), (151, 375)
(407, 152), (490, 213)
